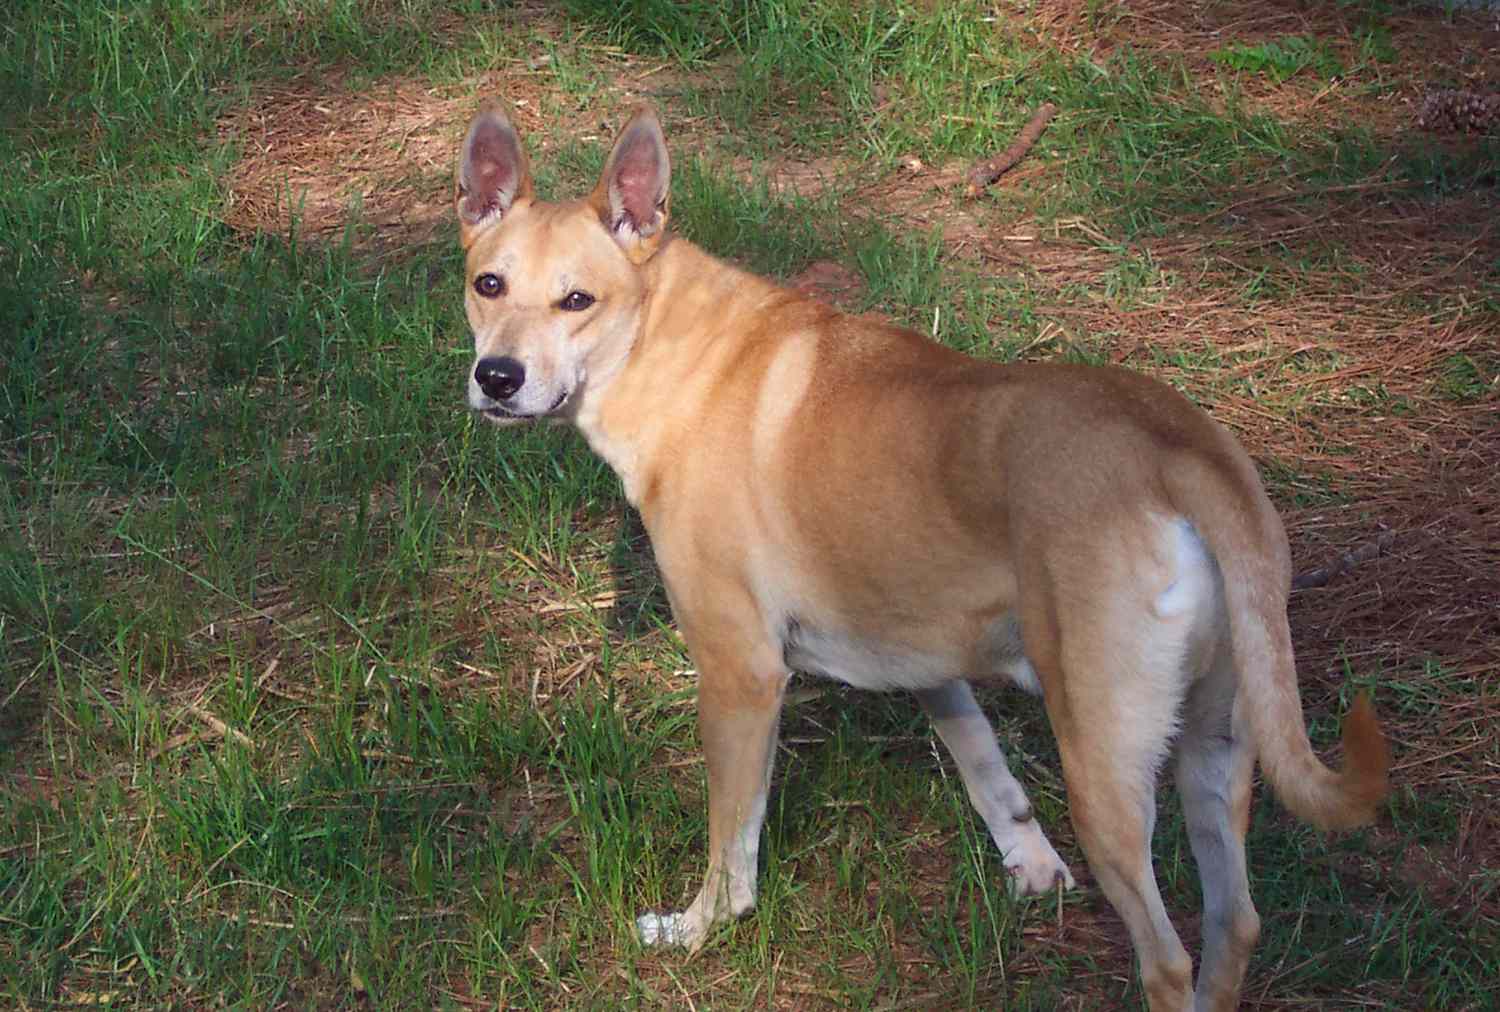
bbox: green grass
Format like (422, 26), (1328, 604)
(4, 0), (1497, 1008)
(1210, 35), (1347, 84)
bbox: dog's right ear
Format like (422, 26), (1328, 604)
(456, 103), (534, 249)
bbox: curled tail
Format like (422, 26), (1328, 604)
(1166, 450), (1390, 831)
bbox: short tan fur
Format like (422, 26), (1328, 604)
(455, 103), (1389, 1011)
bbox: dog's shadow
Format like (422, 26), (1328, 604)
(604, 503), (672, 637)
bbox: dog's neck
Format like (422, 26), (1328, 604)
(571, 236), (788, 508)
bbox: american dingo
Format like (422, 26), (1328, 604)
(455, 103), (1389, 1011)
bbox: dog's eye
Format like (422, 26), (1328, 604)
(473, 273), (505, 299)
(559, 291), (595, 312)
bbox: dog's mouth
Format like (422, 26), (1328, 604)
(480, 388), (570, 422)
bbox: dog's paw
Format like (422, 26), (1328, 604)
(1003, 833), (1076, 897)
(636, 910), (706, 949)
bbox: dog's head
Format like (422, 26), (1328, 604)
(456, 103), (671, 424)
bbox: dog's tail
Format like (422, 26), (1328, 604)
(1166, 449), (1389, 832)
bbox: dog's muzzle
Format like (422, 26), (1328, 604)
(471, 355), (570, 421)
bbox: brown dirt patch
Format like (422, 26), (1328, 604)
(723, 151), (854, 200)
(218, 69), (522, 245)
(215, 33), (722, 247)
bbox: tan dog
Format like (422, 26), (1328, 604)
(455, 103), (1390, 1011)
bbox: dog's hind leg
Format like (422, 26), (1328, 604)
(915, 680), (1074, 895)
(1051, 686), (1194, 1012)
(1030, 577), (1198, 1012)
(1175, 655), (1260, 1012)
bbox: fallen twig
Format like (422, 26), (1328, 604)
(184, 702), (257, 749)
(1291, 532), (1401, 591)
(965, 102), (1058, 197)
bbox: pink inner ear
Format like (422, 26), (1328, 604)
(612, 136), (663, 231)
(461, 126), (519, 224)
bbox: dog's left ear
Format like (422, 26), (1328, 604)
(592, 105), (671, 263)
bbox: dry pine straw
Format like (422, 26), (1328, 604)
(216, 45), (701, 242)
(216, 61), (574, 241)
(1028, 0), (1500, 136)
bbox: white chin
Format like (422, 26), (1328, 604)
(477, 406), (530, 426)
(471, 385), (571, 424)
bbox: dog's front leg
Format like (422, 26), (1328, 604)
(637, 623), (788, 951)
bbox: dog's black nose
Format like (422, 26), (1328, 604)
(474, 356), (525, 401)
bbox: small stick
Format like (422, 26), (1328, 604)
(965, 102), (1059, 197)
(184, 702), (257, 749)
(150, 730), (209, 760)
(1291, 532), (1400, 591)
(253, 657), (280, 693)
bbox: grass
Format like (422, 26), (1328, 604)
(1210, 35), (1347, 84)
(3, 0), (1498, 1008)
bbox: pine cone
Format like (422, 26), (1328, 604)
(1417, 88), (1500, 134)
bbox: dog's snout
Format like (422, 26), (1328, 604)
(475, 356), (526, 401)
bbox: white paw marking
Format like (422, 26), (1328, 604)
(636, 910), (701, 948)
(1003, 831), (1076, 896)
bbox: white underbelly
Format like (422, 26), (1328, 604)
(782, 615), (1041, 694)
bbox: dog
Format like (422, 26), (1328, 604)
(454, 102), (1390, 1011)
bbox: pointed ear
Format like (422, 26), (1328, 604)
(591, 105), (671, 263)
(456, 103), (534, 249)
